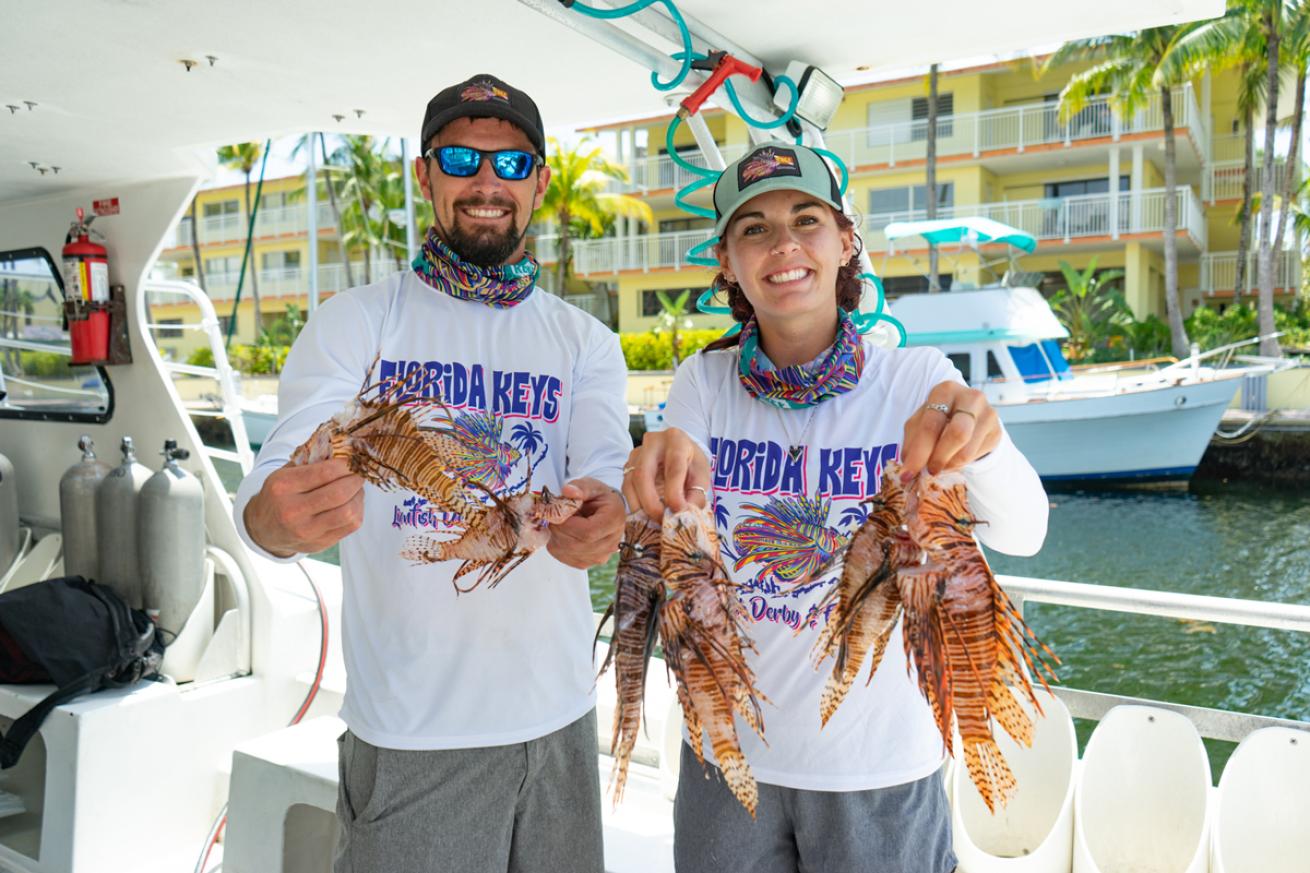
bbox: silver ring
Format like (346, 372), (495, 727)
(924, 402), (951, 416)
(689, 485), (709, 497)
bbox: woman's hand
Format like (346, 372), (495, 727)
(900, 381), (1002, 481)
(621, 428), (712, 518)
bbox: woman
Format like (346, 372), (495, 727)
(622, 143), (1049, 872)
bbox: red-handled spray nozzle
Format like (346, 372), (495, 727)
(677, 51), (762, 118)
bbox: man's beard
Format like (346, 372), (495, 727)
(442, 196), (522, 266)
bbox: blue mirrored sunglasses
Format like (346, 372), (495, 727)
(426, 145), (539, 181)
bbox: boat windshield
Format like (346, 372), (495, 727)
(1007, 339), (1073, 383)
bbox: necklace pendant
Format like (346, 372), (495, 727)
(788, 445), (804, 462)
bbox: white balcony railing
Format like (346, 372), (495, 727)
(1199, 250), (1302, 296)
(194, 260), (402, 301)
(174, 203), (338, 246)
(870, 187), (1207, 252)
(574, 228), (715, 275)
(573, 188), (1208, 275)
(615, 86), (1207, 194)
(1206, 159), (1295, 202)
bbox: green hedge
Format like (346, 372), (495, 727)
(620, 329), (724, 370)
(187, 343), (291, 375)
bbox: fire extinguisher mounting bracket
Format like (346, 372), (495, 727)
(63, 284), (132, 366)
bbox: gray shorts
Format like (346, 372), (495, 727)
(333, 710), (603, 873)
(673, 743), (956, 873)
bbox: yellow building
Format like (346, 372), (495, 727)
(152, 174), (407, 358)
(568, 56), (1302, 335)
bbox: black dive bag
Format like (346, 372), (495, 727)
(0, 576), (163, 768)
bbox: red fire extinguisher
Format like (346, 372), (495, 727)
(63, 207), (110, 364)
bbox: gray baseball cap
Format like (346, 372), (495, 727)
(712, 143), (844, 238)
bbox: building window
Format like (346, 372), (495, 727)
(259, 191), (289, 211)
(658, 218), (714, 234)
(216, 314), (238, 337)
(880, 275), (953, 296)
(158, 319), (184, 339)
(203, 199), (240, 218)
(641, 287), (700, 318)
(205, 256), (241, 282)
(986, 350), (1005, 380)
(1044, 176), (1130, 199)
(261, 250), (302, 272)
(868, 183), (954, 218)
(911, 93), (954, 140)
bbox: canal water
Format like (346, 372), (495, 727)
(587, 483), (1310, 776)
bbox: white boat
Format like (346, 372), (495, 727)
(883, 218), (1273, 483)
(3, 3), (1308, 873)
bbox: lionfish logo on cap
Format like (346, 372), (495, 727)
(461, 80), (510, 103)
(738, 147), (803, 188)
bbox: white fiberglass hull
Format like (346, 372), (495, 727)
(996, 376), (1241, 482)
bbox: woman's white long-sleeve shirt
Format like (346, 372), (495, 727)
(663, 340), (1048, 790)
(232, 271), (631, 750)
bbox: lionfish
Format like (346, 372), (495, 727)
(732, 494), (843, 588)
(290, 359), (480, 517)
(597, 506), (768, 817)
(292, 358), (577, 591)
(400, 483), (580, 592)
(812, 463), (1059, 813)
(422, 409), (522, 492)
(594, 512), (664, 805)
(662, 506), (768, 817)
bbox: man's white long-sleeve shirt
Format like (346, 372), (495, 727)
(233, 271), (631, 749)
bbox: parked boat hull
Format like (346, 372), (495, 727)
(998, 376), (1241, 483)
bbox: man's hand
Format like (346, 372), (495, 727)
(547, 477), (625, 569)
(900, 381), (1002, 482)
(243, 458), (365, 557)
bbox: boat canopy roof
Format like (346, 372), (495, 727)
(888, 286), (1069, 346)
(882, 217), (1038, 253)
(5, 0), (1222, 204)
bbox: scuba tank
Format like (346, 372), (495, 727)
(0, 451), (19, 576)
(139, 440), (205, 634)
(95, 437), (151, 608)
(59, 435), (110, 582)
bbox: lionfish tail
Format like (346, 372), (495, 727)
(962, 737), (1018, 814)
(716, 751), (760, 820)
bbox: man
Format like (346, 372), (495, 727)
(234, 74), (630, 873)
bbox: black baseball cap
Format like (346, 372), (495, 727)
(420, 74), (546, 157)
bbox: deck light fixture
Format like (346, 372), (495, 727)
(773, 61), (843, 131)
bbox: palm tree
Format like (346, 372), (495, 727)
(1271, 1), (1310, 347)
(1158, 7), (1269, 300)
(187, 196), (207, 294)
(333, 136), (404, 285)
(1253, 0), (1290, 356)
(217, 142), (265, 335)
(533, 138), (654, 312)
(1050, 258), (1130, 362)
(290, 133), (355, 288)
(1045, 27), (1192, 358)
(926, 63), (942, 293)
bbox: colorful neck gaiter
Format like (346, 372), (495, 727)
(411, 227), (538, 308)
(736, 310), (866, 409)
